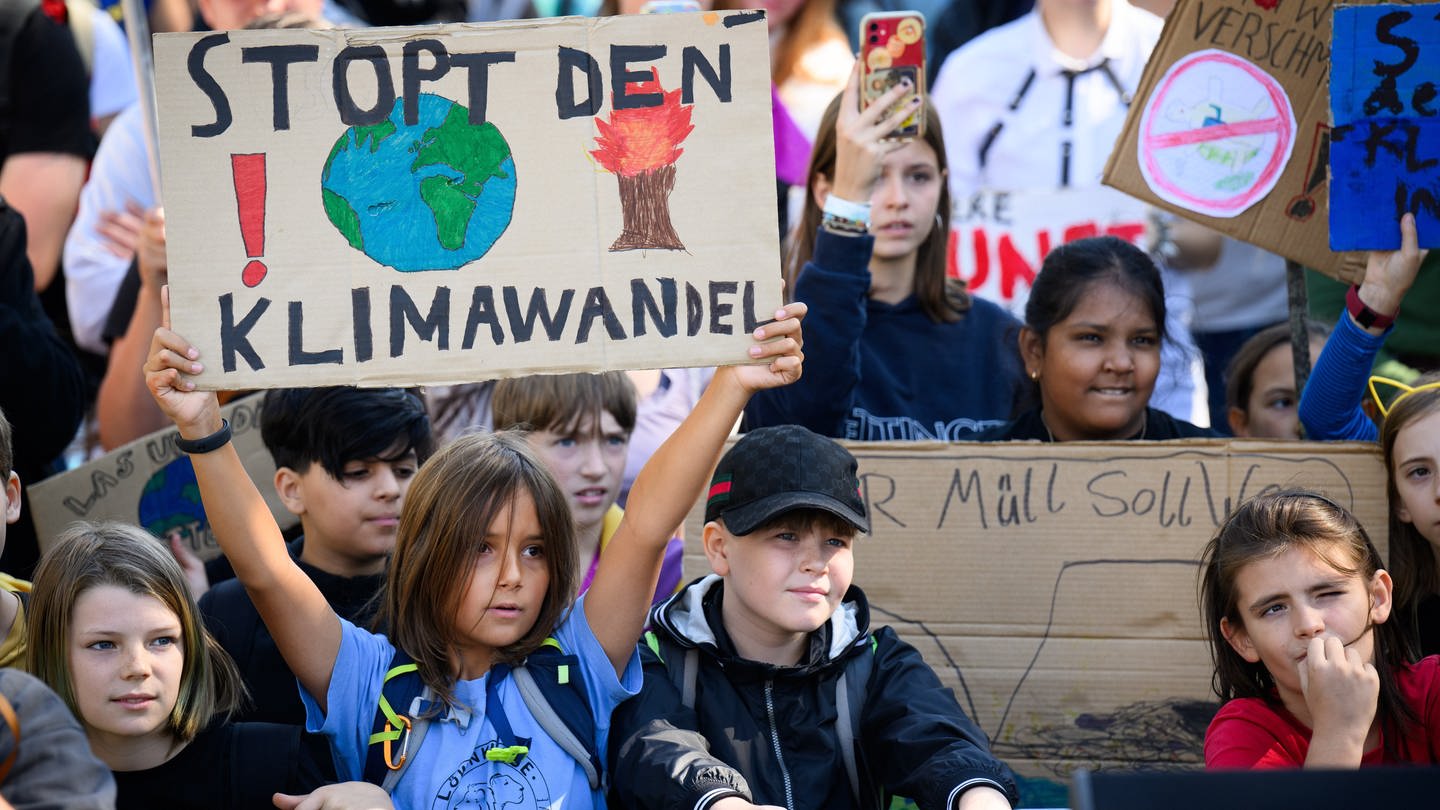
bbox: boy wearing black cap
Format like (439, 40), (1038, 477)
(610, 425), (1017, 810)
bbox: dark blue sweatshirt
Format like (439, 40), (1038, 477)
(746, 228), (1026, 440)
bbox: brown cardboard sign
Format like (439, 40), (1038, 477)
(1103, 0), (1378, 283)
(153, 12), (780, 389)
(28, 397), (295, 560)
(684, 439), (1387, 783)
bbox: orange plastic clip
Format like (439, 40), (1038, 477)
(384, 715), (412, 771)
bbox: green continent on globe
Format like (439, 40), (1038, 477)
(323, 189), (363, 250)
(320, 120), (397, 252)
(411, 104), (511, 251)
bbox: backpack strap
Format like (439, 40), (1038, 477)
(513, 637), (603, 791)
(363, 650), (433, 791)
(681, 647), (698, 709)
(362, 639), (603, 793)
(835, 636), (877, 808)
(649, 623), (885, 808)
(644, 631), (698, 710)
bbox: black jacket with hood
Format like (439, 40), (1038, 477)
(610, 575), (1018, 810)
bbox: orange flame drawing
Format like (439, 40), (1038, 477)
(591, 70), (696, 176)
(592, 70), (695, 251)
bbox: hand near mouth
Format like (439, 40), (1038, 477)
(1296, 635), (1378, 767)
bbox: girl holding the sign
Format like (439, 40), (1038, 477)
(1200, 490), (1440, 768)
(143, 292), (808, 808)
(744, 64), (1027, 442)
(977, 235), (1215, 442)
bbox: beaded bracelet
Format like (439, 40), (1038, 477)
(175, 419), (232, 454)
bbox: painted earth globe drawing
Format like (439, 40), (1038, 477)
(321, 93), (517, 272)
(138, 456), (208, 543)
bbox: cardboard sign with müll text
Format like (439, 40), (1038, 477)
(153, 12), (780, 389)
(683, 439), (1387, 788)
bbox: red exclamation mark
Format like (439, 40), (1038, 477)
(232, 153), (267, 287)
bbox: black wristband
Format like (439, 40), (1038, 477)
(175, 419), (232, 454)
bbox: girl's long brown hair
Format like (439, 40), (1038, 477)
(28, 522), (246, 742)
(1200, 490), (1416, 757)
(1380, 371), (1440, 658)
(788, 92), (969, 323)
(374, 431), (579, 708)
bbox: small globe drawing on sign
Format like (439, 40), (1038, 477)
(321, 93), (517, 272)
(139, 456), (208, 548)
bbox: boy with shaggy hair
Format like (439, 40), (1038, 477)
(200, 386), (433, 724)
(492, 371), (684, 605)
(610, 425), (1017, 810)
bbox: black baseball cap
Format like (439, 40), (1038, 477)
(704, 425), (869, 535)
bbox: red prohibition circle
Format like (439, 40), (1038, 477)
(1139, 50), (1293, 216)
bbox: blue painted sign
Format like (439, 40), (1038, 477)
(1330, 4), (1440, 250)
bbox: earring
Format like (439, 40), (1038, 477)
(1029, 369), (1040, 381)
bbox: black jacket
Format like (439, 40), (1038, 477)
(0, 199), (87, 578)
(113, 721), (330, 809)
(975, 406), (1218, 442)
(199, 537), (384, 725)
(610, 576), (1017, 810)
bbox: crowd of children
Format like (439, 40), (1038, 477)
(1, 0), (1439, 807)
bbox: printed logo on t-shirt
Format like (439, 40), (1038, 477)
(844, 407), (1005, 441)
(432, 741), (552, 810)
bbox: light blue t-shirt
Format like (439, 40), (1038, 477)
(302, 595), (640, 810)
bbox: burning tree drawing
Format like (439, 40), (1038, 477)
(591, 70), (695, 251)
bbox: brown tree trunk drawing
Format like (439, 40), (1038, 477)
(611, 164), (683, 251)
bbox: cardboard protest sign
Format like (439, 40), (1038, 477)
(29, 397), (294, 560)
(153, 13), (780, 389)
(684, 439), (1387, 792)
(1330, 3), (1440, 251)
(1104, 0), (1374, 283)
(948, 187), (1150, 315)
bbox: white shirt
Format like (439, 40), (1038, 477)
(933, 0), (1163, 200)
(63, 104), (155, 356)
(87, 7), (137, 122)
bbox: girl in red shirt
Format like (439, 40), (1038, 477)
(1200, 490), (1440, 768)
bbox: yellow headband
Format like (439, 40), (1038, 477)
(1368, 376), (1440, 418)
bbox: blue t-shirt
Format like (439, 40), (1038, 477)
(302, 595), (641, 810)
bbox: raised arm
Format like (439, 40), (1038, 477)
(144, 289), (341, 711)
(584, 303), (806, 675)
(745, 66), (915, 436)
(1299, 213), (1428, 441)
(98, 208), (171, 450)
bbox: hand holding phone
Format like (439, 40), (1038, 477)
(859, 12), (925, 140)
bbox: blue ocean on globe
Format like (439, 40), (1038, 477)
(138, 456), (207, 540)
(321, 93), (517, 272)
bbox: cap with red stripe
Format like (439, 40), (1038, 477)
(704, 425), (869, 535)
